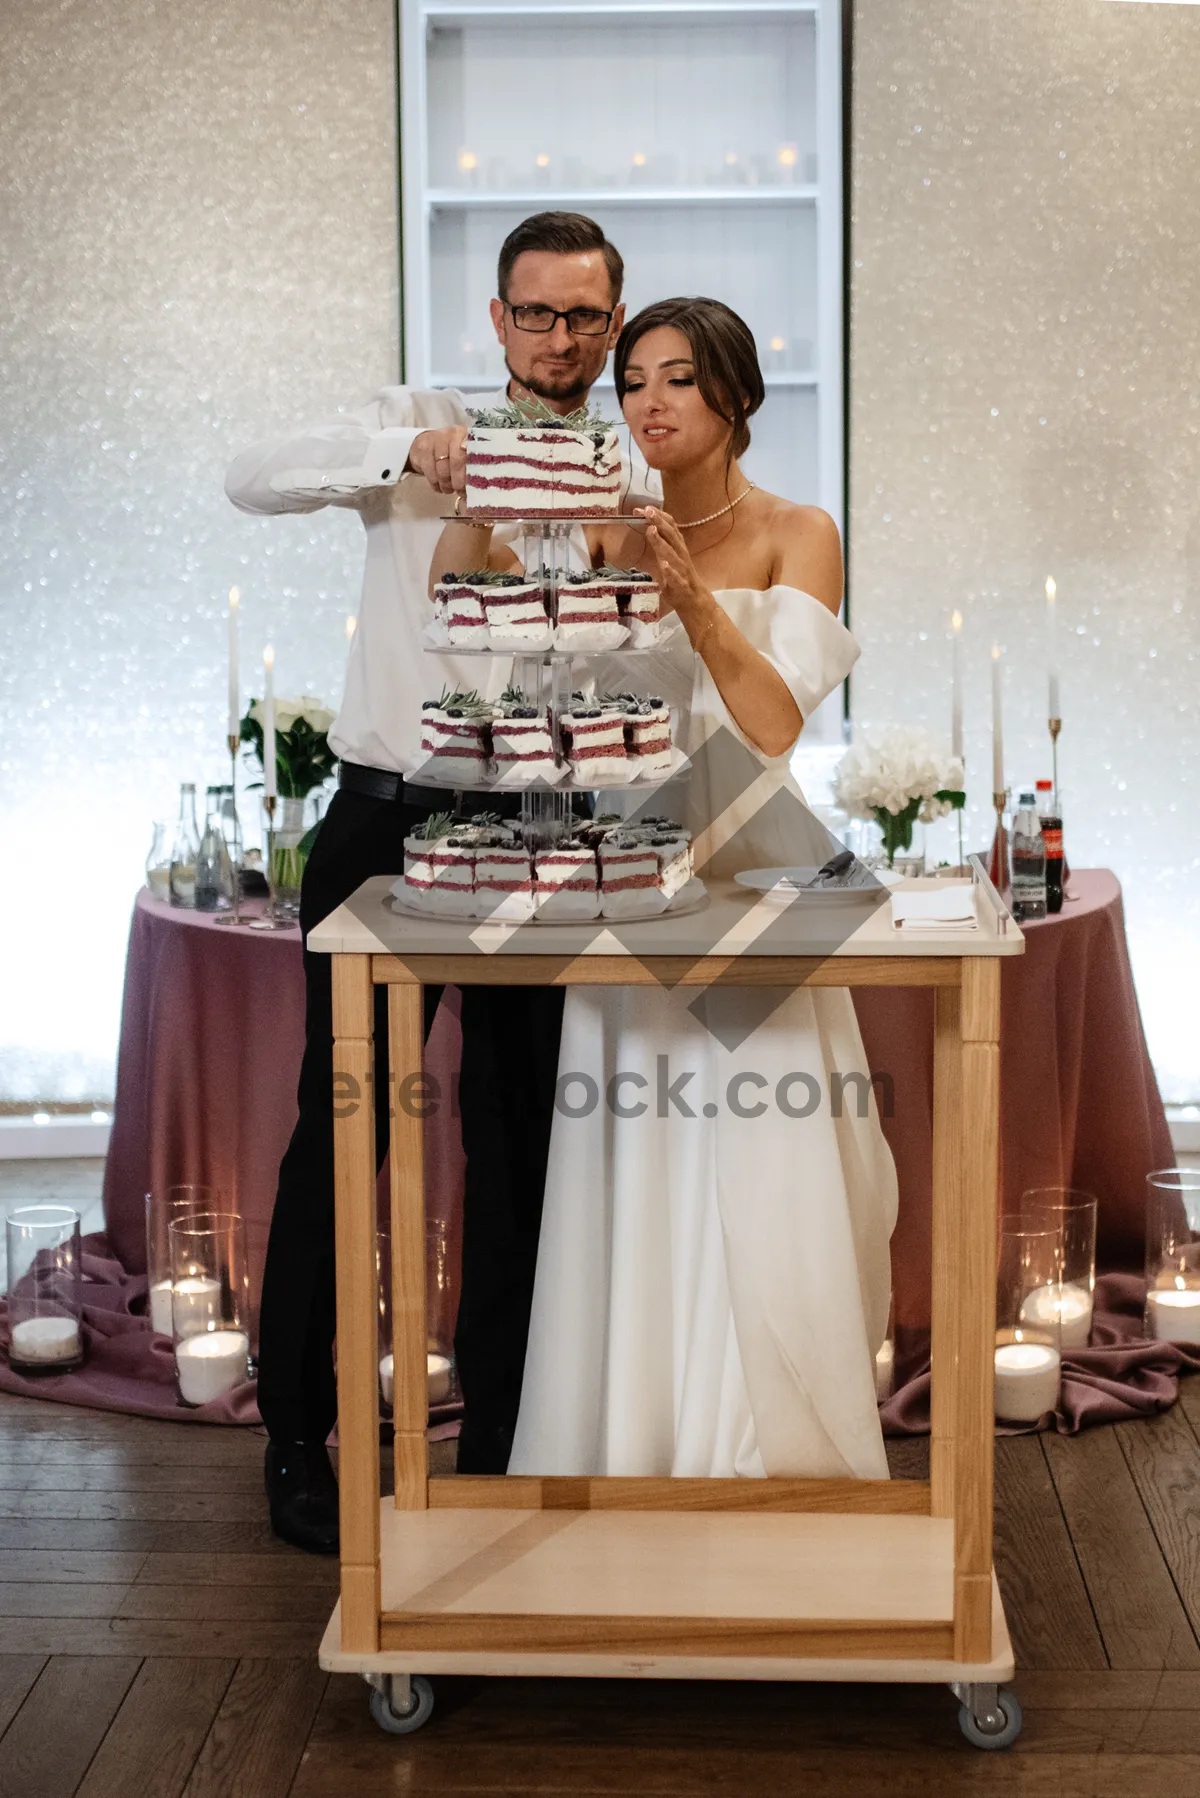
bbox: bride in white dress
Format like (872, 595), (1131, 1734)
(506, 298), (899, 1482)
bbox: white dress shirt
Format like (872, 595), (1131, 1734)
(224, 385), (660, 776)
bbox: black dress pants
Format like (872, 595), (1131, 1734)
(256, 786), (563, 1472)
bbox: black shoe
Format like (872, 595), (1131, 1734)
(264, 1440), (340, 1554)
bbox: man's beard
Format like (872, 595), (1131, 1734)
(504, 355), (592, 405)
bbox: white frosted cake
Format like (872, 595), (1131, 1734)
(432, 576), (490, 648)
(464, 404), (622, 520)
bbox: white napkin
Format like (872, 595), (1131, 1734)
(890, 886), (978, 932)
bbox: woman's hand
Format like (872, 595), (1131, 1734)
(637, 507), (714, 624)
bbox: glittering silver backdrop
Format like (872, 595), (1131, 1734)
(0, 0), (399, 1098)
(850, 0), (1200, 1101)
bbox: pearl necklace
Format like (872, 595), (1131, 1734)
(676, 483), (757, 531)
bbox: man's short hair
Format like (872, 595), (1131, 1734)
(497, 212), (624, 305)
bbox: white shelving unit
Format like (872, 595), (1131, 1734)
(399, 0), (845, 742)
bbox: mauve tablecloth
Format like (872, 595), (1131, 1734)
(0, 891), (465, 1422)
(3, 871), (1176, 1433)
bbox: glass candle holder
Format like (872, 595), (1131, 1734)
(168, 1212), (250, 1405)
(1016, 1186), (1098, 1349)
(995, 1224), (1062, 1424)
(1145, 1168), (1200, 1345)
(145, 1184), (224, 1337)
(377, 1216), (459, 1414)
(6, 1205), (84, 1372)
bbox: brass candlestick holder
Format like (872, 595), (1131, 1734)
(1048, 716), (1061, 801)
(212, 733), (243, 927)
(987, 787), (1010, 892)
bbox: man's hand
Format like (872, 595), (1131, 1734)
(406, 426), (469, 494)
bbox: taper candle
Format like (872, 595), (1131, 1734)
(991, 644), (1004, 794)
(950, 610), (964, 761)
(345, 614), (357, 663)
(227, 588), (240, 740)
(263, 645), (277, 802)
(1046, 576), (1060, 717)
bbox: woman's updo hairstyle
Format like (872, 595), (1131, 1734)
(613, 297), (765, 462)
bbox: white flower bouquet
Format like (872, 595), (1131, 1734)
(833, 727), (966, 866)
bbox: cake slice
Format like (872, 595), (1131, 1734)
(398, 812), (477, 916)
(554, 571), (630, 651)
(598, 833), (668, 917)
(473, 825), (536, 921)
(534, 840), (601, 919)
(491, 688), (565, 787)
(622, 694), (674, 777)
(599, 565), (660, 642)
(417, 689), (492, 784)
(477, 571), (552, 647)
(560, 705), (633, 785)
(433, 573), (490, 648)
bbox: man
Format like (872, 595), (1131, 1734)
(225, 212), (658, 1553)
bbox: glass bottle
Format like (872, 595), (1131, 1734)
(1035, 778), (1064, 915)
(168, 783), (201, 908)
(194, 786), (233, 912)
(1010, 789), (1047, 922)
(144, 823), (170, 901)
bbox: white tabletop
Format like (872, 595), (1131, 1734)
(307, 875), (1025, 961)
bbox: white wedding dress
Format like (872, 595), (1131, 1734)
(508, 587), (899, 1481)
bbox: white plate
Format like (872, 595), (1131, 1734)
(733, 865), (894, 903)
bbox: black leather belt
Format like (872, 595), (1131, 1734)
(338, 760), (500, 816)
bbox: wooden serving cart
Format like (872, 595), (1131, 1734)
(312, 858), (1026, 1748)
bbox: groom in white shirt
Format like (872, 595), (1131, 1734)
(226, 212), (657, 1552)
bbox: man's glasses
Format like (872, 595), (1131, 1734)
(505, 304), (614, 336)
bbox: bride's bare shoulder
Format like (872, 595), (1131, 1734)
(755, 497), (844, 614)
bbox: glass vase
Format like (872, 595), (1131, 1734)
(377, 1215), (460, 1416)
(1145, 1168), (1200, 1344)
(168, 1211), (250, 1405)
(145, 1184), (225, 1337)
(269, 795), (309, 920)
(6, 1205), (84, 1372)
(995, 1224), (1062, 1424)
(1016, 1187), (1097, 1349)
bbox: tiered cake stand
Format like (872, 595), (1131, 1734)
(412, 515), (702, 917)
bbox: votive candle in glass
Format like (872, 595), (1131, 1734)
(145, 1184), (223, 1337)
(1145, 1169), (1200, 1343)
(6, 1205), (84, 1372)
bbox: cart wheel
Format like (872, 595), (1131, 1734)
(957, 1688), (1022, 1749)
(369, 1675), (435, 1735)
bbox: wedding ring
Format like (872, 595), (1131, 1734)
(435, 453), (451, 461)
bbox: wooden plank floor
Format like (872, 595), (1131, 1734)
(2, 1401), (1200, 1796)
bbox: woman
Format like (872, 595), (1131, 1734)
(440, 298), (898, 1479)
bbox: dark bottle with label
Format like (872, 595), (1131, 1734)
(1035, 778), (1064, 915)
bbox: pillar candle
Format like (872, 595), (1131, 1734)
(1046, 576), (1060, 718)
(227, 587), (240, 740)
(10, 1315), (81, 1366)
(950, 610), (964, 761)
(175, 1329), (250, 1405)
(994, 1341), (1060, 1423)
(262, 645), (277, 801)
(990, 645), (1004, 794)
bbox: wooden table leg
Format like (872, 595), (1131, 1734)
(332, 954), (381, 1652)
(930, 983), (962, 1519)
(953, 957), (1000, 1660)
(389, 981), (429, 1511)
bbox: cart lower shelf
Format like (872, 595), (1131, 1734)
(320, 1501), (1014, 1685)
